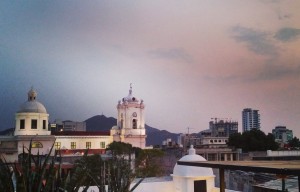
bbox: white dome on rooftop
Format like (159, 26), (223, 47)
(18, 87), (47, 114)
(173, 145), (214, 177)
(19, 101), (47, 113)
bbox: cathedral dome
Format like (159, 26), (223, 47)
(18, 88), (47, 113)
(173, 145), (214, 177)
(19, 101), (47, 113)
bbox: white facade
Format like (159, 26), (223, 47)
(79, 146), (227, 192)
(14, 88), (50, 136)
(0, 88), (55, 162)
(172, 145), (216, 192)
(111, 85), (146, 149)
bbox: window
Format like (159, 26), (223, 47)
(71, 142), (76, 149)
(100, 142), (105, 149)
(20, 119), (25, 129)
(43, 120), (47, 129)
(31, 119), (37, 129)
(120, 119), (123, 129)
(31, 141), (43, 148)
(132, 119), (137, 129)
(55, 142), (61, 150)
(86, 142), (91, 149)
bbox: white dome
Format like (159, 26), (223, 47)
(122, 84), (139, 103)
(18, 88), (47, 114)
(19, 100), (47, 113)
(173, 145), (214, 177)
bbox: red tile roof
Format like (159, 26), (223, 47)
(52, 131), (110, 136)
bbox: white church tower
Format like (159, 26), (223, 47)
(111, 84), (146, 149)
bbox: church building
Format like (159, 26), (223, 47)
(0, 88), (56, 162)
(0, 85), (147, 162)
(111, 84), (146, 149)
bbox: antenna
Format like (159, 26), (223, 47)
(187, 127), (193, 148)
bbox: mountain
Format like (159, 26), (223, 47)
(85, 115), (116, 131)
(0, 128), (14, 136)
(85, 115), (180, 146)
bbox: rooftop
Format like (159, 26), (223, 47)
(177, 160), (300, 175)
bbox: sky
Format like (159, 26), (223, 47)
(0, 1), (299, 137)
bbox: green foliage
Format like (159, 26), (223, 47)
(68, 142), (142, 192)
(0, 159), (15, 191)
(106, 141), (138, 192)
(0, 141), (144, 192)
(0, 140), (63, 192)
(288, 137), (300, 149)
(227, 129), (279, 152)
(64, 151), (104, 191)
(135, 149), (164, 177)
(107, 141), (134, 156)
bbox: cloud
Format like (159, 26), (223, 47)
(274, 28), (300, 42)
(148, 48), (193, 63)
(277, 13), (292, 20)
(259, 0), (282, 4)
(231, 25), (278, 56)
(255, 57), (300, 81)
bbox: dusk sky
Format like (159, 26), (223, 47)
(1, 1), (299, 137)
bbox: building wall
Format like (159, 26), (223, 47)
(63, 121), (86, 131)
(55, 135), (113, 150)
(242, 108), (260, 132)
(209, 120), (238, 137)
(15, 112), (50, 136)
(117, 103), (145, 130)
(272, 126), (293, 144)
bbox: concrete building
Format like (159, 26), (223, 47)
(209, 119), (238, 137)
(272, 126), (293, 146)
(242, 108), (260, 132)
(178, 133), (239, 161)
(62, 120), (86, 131)
(111, 84), (146, 149)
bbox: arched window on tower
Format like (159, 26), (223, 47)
(132, 119), (137, 129)
(120, 119), (124, 129)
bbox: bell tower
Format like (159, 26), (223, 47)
(111, 84), (146, 148)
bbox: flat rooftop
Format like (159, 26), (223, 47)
(177, 161), (300, 175)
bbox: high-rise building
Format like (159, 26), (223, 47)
(242, 108), (260, 132)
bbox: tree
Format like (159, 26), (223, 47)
(135, 149), (164, 177)
(288, 137), (300, 149)
(227, 129), (279, 152)
(107, 141), (134, 157)
(64, 152), (105, 191)
(106, 141), (143, 192)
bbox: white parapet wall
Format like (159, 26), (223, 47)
(267, 150), (300, 157)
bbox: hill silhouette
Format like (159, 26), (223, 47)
(85, 115), (179, 146)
